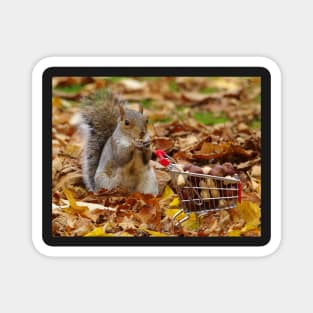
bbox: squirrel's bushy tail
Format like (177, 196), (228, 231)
(79, 90), (125, 191)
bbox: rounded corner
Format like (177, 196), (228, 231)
(259, 233), (282, 257)
(257, 56), (282, 78)
(31, 234), (53, 257)
(32, 56), (60, 80)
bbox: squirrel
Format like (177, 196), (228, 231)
(79, 90), (158, 195)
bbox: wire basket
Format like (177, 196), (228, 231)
(155, 149), (242, 225)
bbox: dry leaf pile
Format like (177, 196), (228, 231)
(52, 76), (262, 237)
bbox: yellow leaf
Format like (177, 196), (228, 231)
(237, 201), (261, 229)
(52, 97), (62, 107)
(140, 228), (167, 237)
(182, 213), (199, 231)
(228, 201), (261, 236)
(63, 187), (88, 213)
(63, 187), (78, 208)
(229, 226), (260, 237)
(256, 182), (261, 196)
(169, 197), (180, 207)
(84, 227), (110, 237)
(162, 184), (180, 207)
(161, 185), (175, 199)
(228, 229), (242, 237)
(165, 208), (183, 218)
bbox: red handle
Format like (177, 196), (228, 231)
(155, 149), (166, 158)
(154, 149), (170, 167)
(238, 181), (242, 203)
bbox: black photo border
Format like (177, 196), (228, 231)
(43, 67), (270, 247)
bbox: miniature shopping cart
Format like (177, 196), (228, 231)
(155, 149), (242, 225)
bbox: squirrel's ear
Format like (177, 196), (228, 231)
(119, 104), (125, 120)
(138, 103), (143, 114)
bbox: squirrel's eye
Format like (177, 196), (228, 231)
(145, 119), (149, 124)
(124, 119), (130, 126)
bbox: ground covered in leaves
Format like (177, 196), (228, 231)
(52, 76), (262, 237)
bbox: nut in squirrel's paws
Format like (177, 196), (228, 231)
(135, 139), (150, 149)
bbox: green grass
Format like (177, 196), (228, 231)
(140, 99), (153, 108)
(62, 99), (79, 109)
(250, 117), (261, 129)
(54, 84), (83, 93)
(254, 94), (261, 102)
(104, 77), (125, 83)
(200, 87), (219, 94)
(176, 106), (188, 120)
(169, 81), (180, 92)
(176, 105), (188, 112)
(158, 117), (173, 123)
(148, 116), (172, 124)
(193, 111), (229, 125)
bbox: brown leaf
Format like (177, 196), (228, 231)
(51, 76), (262, 237)
(236, 157), (261, 171)
(154, 169), (171, 194)
(152, 137), (174, 152)
(193, 141), (254, 162)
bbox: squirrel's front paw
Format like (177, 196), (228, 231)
(135, 139), (150, 149)
(142, 140), (150, 148)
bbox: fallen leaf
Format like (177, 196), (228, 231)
(193, 141), (254, 162)
(84, 226), (111, 237)
(177, 135), (199, 149)
(154, 169), (171, 194)
(152, 137), (174, 152)
(120, 79), (146, 92)
(51, 76), (262, 237)
(251, 165), (261, 177)
(228, 201), (261, 236)
(62, 187), (88, 213)
(140, 228), (168, 237)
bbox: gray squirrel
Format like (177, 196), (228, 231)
(79, 90), (158, 195)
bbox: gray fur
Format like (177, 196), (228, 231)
(80, 90), (121, 191)
(80, 90), (158, 195)
(94, 128), (158, 194)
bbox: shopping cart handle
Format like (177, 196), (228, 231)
(155, 149), (166, 158)
(154, 149), (170, 167)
